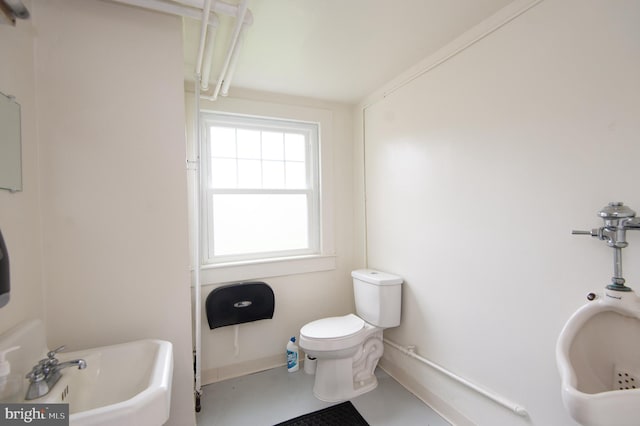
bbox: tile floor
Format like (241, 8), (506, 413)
(196, 366), (450, 426)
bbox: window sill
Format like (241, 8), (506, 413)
(192, 254), (337, 285)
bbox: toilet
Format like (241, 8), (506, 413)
(299, 269), (402, 402)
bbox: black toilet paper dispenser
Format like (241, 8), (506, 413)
(205, 282), (275, 329)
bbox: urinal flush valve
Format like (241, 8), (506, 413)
(572, 202), (640, 292)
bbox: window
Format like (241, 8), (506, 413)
(200, 113), (320, 265)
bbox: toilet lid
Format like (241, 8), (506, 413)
(301, 314), (365, 339)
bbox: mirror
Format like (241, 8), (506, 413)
(0, 91), (22, 192)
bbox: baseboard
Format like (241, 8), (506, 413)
(202, 354), (285, 385)
(378, 357), (476, 426)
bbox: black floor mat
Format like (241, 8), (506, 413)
(273, 401), (369, 426)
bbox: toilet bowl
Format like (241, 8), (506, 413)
(300, 314), (383, 401)
(299, 269), (403, 402)
(556, 288), (640, 426)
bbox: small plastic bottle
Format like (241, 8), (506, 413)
(286, 337), (299, 372)
(0, 346), (21, 402)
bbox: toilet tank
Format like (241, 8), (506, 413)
(352, 269), (403, 328)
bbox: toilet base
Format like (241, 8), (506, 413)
(312, 358), (379, 402)
(310, 331), (384, 402)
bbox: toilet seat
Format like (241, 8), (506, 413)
(302, 314), (364, 338)
(300, 314), (369, 352)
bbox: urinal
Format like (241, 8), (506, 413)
(557, 289), (640, 426)
(558, 202), (640, 426)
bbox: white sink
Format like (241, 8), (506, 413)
(0, 320), (173, 426)
(38, 339), (173, 426)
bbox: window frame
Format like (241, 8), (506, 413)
(200, 112), (321, 265)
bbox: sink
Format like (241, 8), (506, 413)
(37, 339), (173, 426)
(0, 320), (173, 426)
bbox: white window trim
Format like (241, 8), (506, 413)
(197, 254), (336, 285)
(201, 113), (321, 264)
(185, 94), (336, 285)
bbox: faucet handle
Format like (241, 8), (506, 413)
(624, 217), (640, 229)
(572, 229), (598, 236)
(47, 345), (65, 359)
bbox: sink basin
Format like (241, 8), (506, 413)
(0, 320), (173, 426)
(37, 339), (173, 426)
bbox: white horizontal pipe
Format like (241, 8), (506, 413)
(384, 338), (529, 417)
(219, 25), (245, 96)
(106, 0), (219, 23)
(173, 0), (253, 24)
(200, 25), (218, 91)
(195, 0), (213, 76)
(210, 0), (248, 100)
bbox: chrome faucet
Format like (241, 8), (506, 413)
(573, 202), (640, 292)
(25, 345), (87, 400)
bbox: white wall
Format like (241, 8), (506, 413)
(360, 1), (640, 425)
(0, 0), (44, 334)
(32, 1), (194, 424)
(188, 90), (359, 382)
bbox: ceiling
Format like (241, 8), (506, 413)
(182, 0), (516, 104)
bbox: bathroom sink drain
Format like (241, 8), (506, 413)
(613, 366), (640, 390)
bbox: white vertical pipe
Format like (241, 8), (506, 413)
(384, 339), (529, 417)
(211, 0), (248, 100)
(193, 0), (213, 399)
(193, 79), (203, 395)
(191, 0), (211, 402)
(361, 109), (369, 267)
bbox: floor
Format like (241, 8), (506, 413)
(196, 366), (451, 426)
